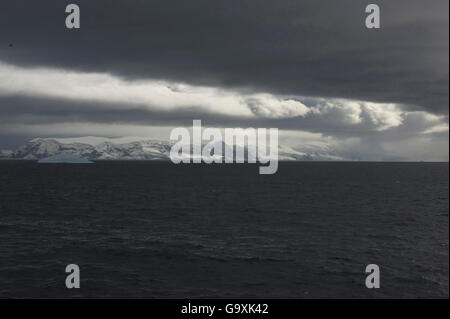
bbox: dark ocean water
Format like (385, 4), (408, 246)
(0, 161), (448, 298)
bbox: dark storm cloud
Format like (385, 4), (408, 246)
(0, 0), (448, 114)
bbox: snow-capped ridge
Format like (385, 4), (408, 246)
(0, 136), (343, 161)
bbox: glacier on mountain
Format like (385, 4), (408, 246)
(38, 154), (94, 164)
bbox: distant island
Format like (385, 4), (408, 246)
(0, 137), (348, 162)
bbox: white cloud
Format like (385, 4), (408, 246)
(423, 123), (449, 134)
(0, 62), (311, 120)
(312, 99), (363, 124)
(0, 61), (413, 130)
(362, 102), (404, 131)
(246, 94), (310, 118)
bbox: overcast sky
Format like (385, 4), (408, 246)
(0, 0), (448, 160)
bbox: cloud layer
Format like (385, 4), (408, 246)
(0, 0), (448, 160)
(0, 0), (448, 114)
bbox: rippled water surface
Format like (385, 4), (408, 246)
(0, 161), (448, 298)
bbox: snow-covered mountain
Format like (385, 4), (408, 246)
(0, 149), (13, 158)
(2, 138), (171, 160)
(0, 137), (344, 161)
